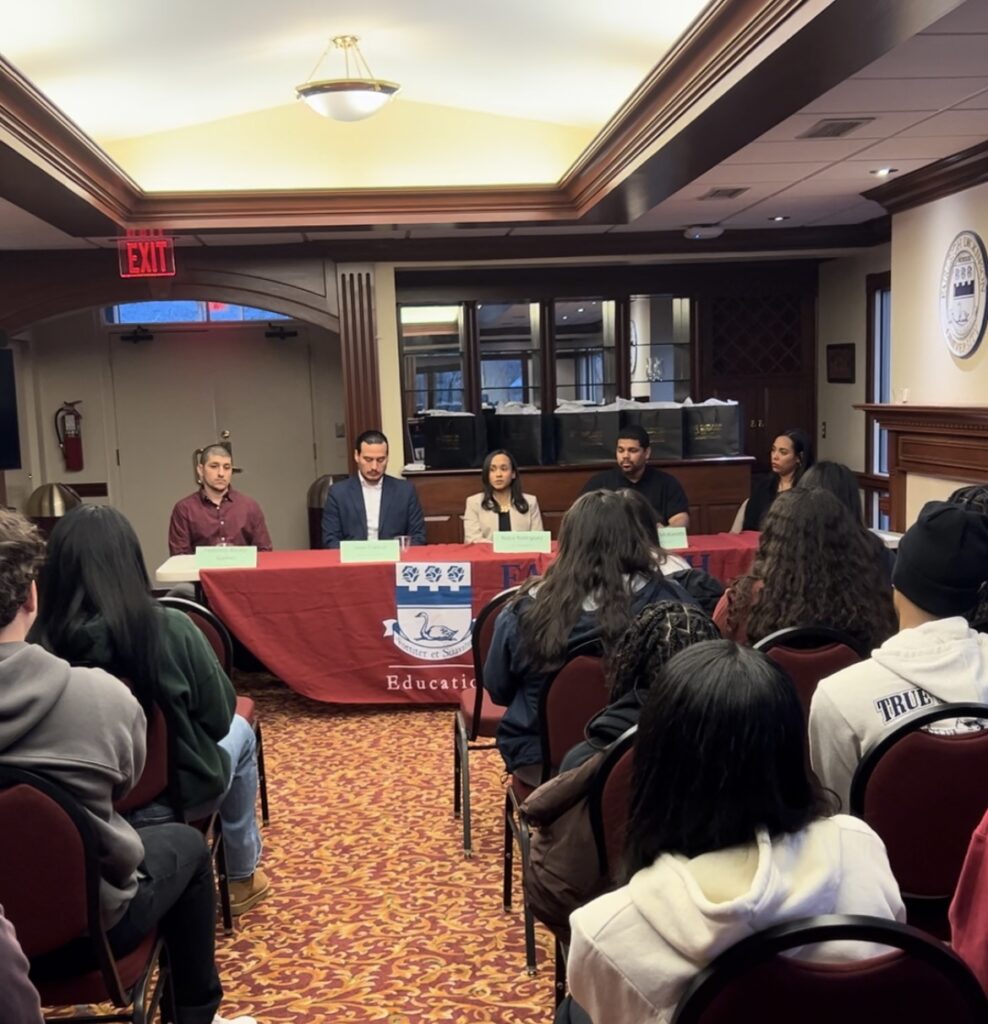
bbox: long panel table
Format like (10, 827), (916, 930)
(158, 535), (759, 705)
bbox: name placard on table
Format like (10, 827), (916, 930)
(195, 545), (258, 568)
(493, 530), (552, 554)
(658, 527), (689, 551)
(340, 539), (401, 563)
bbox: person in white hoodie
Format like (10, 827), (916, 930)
(810, 500), (988, 810)
(566, 640), (903, 1024)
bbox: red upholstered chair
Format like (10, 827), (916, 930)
(0, 765), (172, 1023)
(503, 643), (609, 974)
(113, 701), (171, 816)
(849, 702), (988, 939)
(753, 626), (869, 719)
(453, 586), (518, 857)
(672, 915), (988, 1024)
(158, 595), (270, 826)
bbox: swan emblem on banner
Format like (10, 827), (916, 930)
(383, 563), (474, 660)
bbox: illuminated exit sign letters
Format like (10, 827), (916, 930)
(117, 235), (176, 279)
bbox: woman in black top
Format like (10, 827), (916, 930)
(741, 427), (813, 531)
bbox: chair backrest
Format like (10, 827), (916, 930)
(113, 701), (170, 814)
(538, 643), (609, 783)
(672, 915), (988, 1024)
(729, 498), (748, 534)
(849, 702), (988, 900)
(466, 586), (519, 740)
(0, 765), (128, 1002)
(588, 725), (637, 882)
(158, 595), (234, 675)
(754, 626), (868, 718)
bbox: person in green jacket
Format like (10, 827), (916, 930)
(31, 505), (268, 916)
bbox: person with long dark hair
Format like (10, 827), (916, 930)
(463, 449), (543, 542)
(741, 427), (814, 531)
(484, 489), (695, 784)
(713, 488), (897, 649)
(31, 505), (268, 917)
(560, 601), (720, 772)
(566, 641), (903, 1024)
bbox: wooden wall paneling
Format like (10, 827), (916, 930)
(857, 405), (988, 531)
(337, 266), (382, 456)
(539, 300), (556, 409)
(406, 457), (753, 542)
(462, 301), (481, 413)
(614, 295), (631, 398)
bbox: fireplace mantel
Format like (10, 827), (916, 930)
(856, 405), (988, 529)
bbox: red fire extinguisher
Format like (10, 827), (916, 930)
(55, 400), (84, 472)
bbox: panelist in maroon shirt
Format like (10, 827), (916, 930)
(168, 444), (273, 555)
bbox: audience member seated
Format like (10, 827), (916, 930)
(713, 488), (896, 650)
(950, 807), (988, 996)
(0, 903), (43, 1024)
(560, 601), (719, 772)
(741, 428), (813, 531)
(463, 449), (543, 542)
(484, 489), (696, 786)
(0, 509), (255, 1024)
(564, 641), (904, 1024)
(321, 428), (426, 548)
(810, 500), (988, 809)
(798, 459), (894, 577)
(580, 426), (690, 528)
(31, 505), (268, 918)
(949, 484), (988, 633)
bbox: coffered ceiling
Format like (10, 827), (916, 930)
(0, 0), (986, 253)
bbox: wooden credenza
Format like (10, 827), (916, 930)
(405, 457), (753, 544)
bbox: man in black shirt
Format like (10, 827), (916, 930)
(579, 425), (690, 527)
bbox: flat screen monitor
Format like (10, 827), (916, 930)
(0, 349), (22, 471)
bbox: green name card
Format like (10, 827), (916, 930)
(340, 539), (401, 563)
(195, 545), (258, 569)
(493, 530), (552, 554)
(658, 527), (689, 551)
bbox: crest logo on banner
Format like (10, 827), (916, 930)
(383, 563), (473, 660)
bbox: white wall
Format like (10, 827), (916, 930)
(892, 179), (988, 403)
(816, 244), (890, 469)
(5, 306), (347, 557)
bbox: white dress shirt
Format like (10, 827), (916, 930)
(360, 474), (384, 540)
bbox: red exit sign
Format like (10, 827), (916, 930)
(117, 235), (176, 278)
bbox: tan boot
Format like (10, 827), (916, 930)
(229, 869), (270, 915)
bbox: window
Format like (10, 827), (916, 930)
(629, 295), (692, 402)
(865, 272), (892, 529)
(105, 300), (289, 324)
(400, 305), (465, 415)
(478, 301), (540, 407)
(554, 299), (616, 405)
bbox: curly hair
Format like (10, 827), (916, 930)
(949, 485), (988, 632)
(0, 509), (46, 629)
(727, 488), (896, 650)
(607, 601), (720, 701)
(512, 489), (662, 671)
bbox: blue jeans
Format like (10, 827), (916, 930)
(129, 714), (262, 881)
(109, 823), (222, 1024)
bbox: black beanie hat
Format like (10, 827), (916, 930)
(892, 500), (988, 617)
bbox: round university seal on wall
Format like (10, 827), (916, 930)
(939, 230), (988, 359)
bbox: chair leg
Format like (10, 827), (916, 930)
(502, 789), (514, 912)
(518, 814), (537, 975)
(461, 735), (473, 859)
(453, 718), (462, 821)
(253, 719), (270, 827)
(554, 937), (567, 1007)
(214, 825), (234, 935)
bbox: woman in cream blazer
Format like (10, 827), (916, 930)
(463, 449), (543, 543)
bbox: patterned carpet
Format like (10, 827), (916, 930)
(211, 673), (556, 1024)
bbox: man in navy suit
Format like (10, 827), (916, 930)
(322, 429), (427, 549)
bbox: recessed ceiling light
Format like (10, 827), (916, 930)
(683, 225), (725, 240)
(870, 167), (899, 177)
(577, 307), (585, 313)
(769, 215), (789, 222)
(562, 315), (568, 320)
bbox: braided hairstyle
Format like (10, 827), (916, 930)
(607, 600), (721, 701)
(949, 485), (988, 632)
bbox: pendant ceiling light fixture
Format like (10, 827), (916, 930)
(296, 34), (400, 122)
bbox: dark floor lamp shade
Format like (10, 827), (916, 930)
(0, 349), (21, 471)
